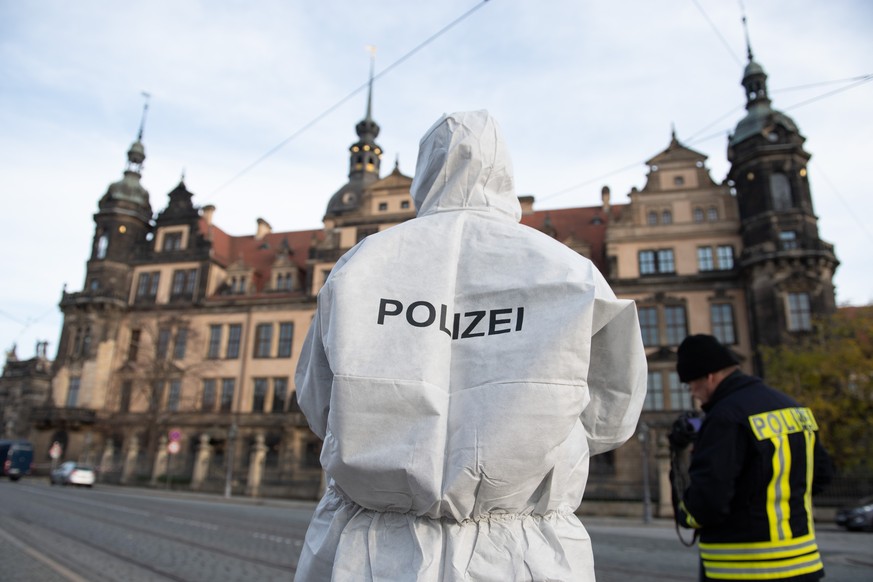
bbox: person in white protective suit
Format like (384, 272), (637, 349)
(294, 110), (647, 581)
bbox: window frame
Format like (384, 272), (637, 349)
(254, 323), (273, 358)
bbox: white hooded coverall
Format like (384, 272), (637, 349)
(294, 110), (647, 581)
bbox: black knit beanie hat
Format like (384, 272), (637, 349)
(676, 334), (739, 383)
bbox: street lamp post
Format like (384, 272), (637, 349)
(224, 422), (237, 498)
(638, 422), (653, 524)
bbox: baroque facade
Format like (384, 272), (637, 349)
(22, 50), (837, 508)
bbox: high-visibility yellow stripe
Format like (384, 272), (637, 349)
(700, 536), (818, 560)
(679, 500), (701, 528)
(703, 552), (823, 580)
(766, 434), (792, 540)
(804, 430), (815, 535)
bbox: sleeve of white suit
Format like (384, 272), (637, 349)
(294, 287), (334, 440)
(580, 276), (648, 456)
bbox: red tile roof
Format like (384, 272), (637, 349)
(521, 204), (626, 272)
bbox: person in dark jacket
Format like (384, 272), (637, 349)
(674, 334), (833, 581)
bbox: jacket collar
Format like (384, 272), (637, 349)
(703, 370), (756, 413)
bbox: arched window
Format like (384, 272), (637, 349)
(707, 206), (719, 222)
(770, 173), (792, 210)
(662, 210), (673, 225)
(96, 234), (109, 259)
(647, 211), (658, 225)
(693, 208), (704, 223)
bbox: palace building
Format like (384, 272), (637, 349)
(19, 48), (837, 509)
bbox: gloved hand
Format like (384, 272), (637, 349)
(668, 411), (702, 450)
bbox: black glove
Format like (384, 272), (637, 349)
(668, 411), (702, 451)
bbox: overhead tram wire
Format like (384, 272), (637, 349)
(539, 73), (873, 206)
(211, 0), (494, 197)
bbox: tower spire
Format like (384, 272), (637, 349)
(348, 46), (382, 180)
(365, 45), (376, 122)
(138, 91), (151, 141)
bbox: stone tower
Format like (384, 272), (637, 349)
(727, 45), (839, 367)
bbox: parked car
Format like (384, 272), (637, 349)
(835, 495), (873, 532)
(50, 461), (96, 487)
(0, 439), (34, 481)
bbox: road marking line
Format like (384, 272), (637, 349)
(0, 526), (90, 582)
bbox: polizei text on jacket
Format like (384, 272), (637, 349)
(377, 298), (525, 340)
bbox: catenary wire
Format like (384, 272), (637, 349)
(539, 74), (872, 205)
(210, 0), (493, 197)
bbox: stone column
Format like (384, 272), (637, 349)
(190, 434), (212, 491)
(151, 435), (168, 486)
(245, 433), (268, 497)
(656, 431), (676, 518)
(120, 435), (140, 485)
(100, 440), (115, 475)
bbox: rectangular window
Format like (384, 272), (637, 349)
(787, 292), (812, 331)
(135, 272), (160, 301)
(167, 379), (181, 411)
(207, 325), (222, 359)
(127, 329), (141, 362)
(272, 378), (287, 413)
(67, 377), (81, 407)
(171, 268), (198, 299)
(226, 324), (242, 359)
(120, 380), (132, 412)
(664, 305), (687, 346)
(163, 232), (182, 251)
(697, 247), (714, 272)
(156, 328), (171, 360)
(378, 202), (388, 211)
(639, 250), (656, 275)
(657, 249), (675, 273)
(252, 378), (267, 412)
(149, 272), (160, 297)
(173, 328), (188, 360)
(254, 323), (272, 358)
(136, 273), (150, 298)
(779, 231), (798, 250)
(277, 323), (294, 358)
(711, 304), (736, 345)
(184, 268), (197, 295)
(638, 307), (659, 346)
(220, 379), (235, 412)
(171, 270), (186, 296)
(668, 372), (692, 410)
(639, 249), (675, 275)
(202, 379), (216, 411)
(644, 372), (664, 411)
(716, 245), (734, 270)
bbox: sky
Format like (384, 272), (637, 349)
(2, 0), (872, 363)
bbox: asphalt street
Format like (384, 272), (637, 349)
(1, 479), (870, 581)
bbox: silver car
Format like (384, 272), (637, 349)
(50, 461), (96, 487)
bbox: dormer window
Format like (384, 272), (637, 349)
(163, 232), (183, 251)
(274, 271), (295, 292)
(230, 276), (247, 294)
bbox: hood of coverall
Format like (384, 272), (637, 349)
(410, 110), (523, 222)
